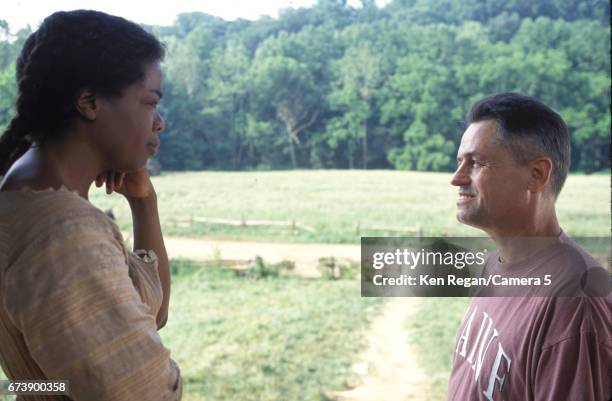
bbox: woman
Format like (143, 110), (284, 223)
(0, 10), (181, 400)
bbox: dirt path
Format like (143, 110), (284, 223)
(161, 236), (360, 277)
(331, 298), (428, 401)
(143, 235), (428, 400)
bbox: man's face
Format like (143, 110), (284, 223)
(450, 120), (531, 235)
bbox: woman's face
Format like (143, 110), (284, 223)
(93, 62), (164, 172)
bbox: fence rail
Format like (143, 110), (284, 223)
(169, 216), (422, 237)
(354, 222), (422, 237)
(171, 215), (317, 233)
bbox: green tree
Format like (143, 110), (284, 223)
(249, 55), (320, 168)
(0, 62), (16, 133)
(202, 41), (252, 168)
(328, 42), (382, 168)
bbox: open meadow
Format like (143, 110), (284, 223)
(90, 170), (611, 243)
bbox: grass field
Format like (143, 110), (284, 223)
(161, 260), (383, 401)
(89, 170), (611, 243)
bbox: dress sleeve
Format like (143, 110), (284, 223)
(127, 249), (164, 319)
(1, 206), (182, 401)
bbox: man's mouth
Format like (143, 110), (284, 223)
(457, 192), (476, 204)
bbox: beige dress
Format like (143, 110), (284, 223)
(0, 186), (182, 401)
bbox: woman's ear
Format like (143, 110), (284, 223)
(76, 89), (98, 121)
(527, 157), (553, 194)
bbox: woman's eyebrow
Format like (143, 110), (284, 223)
(149, 89), (163, 99)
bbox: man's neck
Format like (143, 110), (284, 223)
(491, 219), (562, 264)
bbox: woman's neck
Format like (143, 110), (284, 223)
(0, 142), (102, 199)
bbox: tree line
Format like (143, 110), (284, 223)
(0, 0), (609, 172)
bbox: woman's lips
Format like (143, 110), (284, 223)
(147, 143), (159, 155)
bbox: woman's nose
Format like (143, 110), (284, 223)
(154, 112), (165, 133)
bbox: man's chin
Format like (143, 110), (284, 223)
(456, 211), (480, 228)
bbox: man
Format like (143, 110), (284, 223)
(446, 92), (611, 401)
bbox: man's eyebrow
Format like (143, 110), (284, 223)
(457, 151), (485, 161)
(149, 89), (163, 99)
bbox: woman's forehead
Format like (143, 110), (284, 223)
(142, 62), (163, 93)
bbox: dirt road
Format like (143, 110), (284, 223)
(162, 236), (360, 277)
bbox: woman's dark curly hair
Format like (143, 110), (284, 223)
(0, 10), (165, 175)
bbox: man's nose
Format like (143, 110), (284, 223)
(450, 164), (470, 187)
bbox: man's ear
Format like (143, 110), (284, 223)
(527, 157), (553, 193)
(76, 89), (98, 121)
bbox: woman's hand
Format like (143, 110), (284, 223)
(97, 167), (169, 329)
(95, 168), (155, 200)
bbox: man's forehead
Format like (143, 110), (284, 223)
(457, 120), (499, 156)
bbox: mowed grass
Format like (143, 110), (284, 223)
(89, 170), (611, 244)
(162, 260), (383, 401)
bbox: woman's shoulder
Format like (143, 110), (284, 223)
(0, 185), (121, 247)
(2, 185), (97, 216)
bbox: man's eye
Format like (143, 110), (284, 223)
(456, 159), (482, 167)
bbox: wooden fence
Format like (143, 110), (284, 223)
(171, 215), (316, 233)
(170, 215), (422, 237)
(354, 222), (422, 237)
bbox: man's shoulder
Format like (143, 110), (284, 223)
(556, 232), (610, 296)
(539, 295), (612, 348)
(556, 232), (603, 269)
